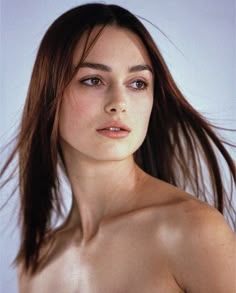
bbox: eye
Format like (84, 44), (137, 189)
(80, 77), (103, 87)
(130, 79), (148, 90)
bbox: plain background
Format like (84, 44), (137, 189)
(0, 0), (235, 292)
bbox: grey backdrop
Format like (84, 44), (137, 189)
(1, 0), (235, 292)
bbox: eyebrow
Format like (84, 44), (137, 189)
(78, 62), (153, 74)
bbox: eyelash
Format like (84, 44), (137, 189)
(79, 77), (148, 91)
(80, 77), (103, 87)
(130, 80), (148, 91)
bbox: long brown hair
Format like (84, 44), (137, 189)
(1, 3), (235, 274)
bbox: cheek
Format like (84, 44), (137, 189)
(137, 97), (153, 125)
(59, 93), (101, 143)
(142, 100), (153, 134)
(59, 98), (84, 138)
(66, 92), (89, 113)
(60, 93), (93, 122)
(131, 98), (153, 143)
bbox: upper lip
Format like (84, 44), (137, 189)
(97, 120), (131, 132)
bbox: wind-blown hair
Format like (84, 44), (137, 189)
(0, 3), (235, 274)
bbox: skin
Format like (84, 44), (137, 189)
(18, 26), (236, 293)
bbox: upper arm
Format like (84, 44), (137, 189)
(171, 204), (236, 293)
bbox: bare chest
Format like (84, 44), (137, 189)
(28, 237), (182, 293)
(24, 211), (184, 293)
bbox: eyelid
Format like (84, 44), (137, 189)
(79, 74), (103, 81)
(128, 78), (149, 90)
(78, 75), (151, 90)
(128, 75), (150, 83)
(79, 75), (105, 86)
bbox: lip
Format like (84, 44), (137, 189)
(96, 120), (131, 139)
(97, 120), (131, 132)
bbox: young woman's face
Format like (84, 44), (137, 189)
(59, 26), (154, 162)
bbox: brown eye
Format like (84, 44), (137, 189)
(130, 80), (147, 90)
(80, 77), (102, 86)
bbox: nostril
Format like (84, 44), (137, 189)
(104, 101), (127, 114)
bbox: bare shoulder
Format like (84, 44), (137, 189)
(165, 191), (236, 257)
(17, 263), (32, 293)
(17, 232), (58, 293)
(174, 202), (235, 292)
(147, 178), (236, 293)
(144, 176), (234, 236)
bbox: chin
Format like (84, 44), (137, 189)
(93, 142), (143, 162)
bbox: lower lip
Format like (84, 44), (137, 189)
(96, 129), (130, 139)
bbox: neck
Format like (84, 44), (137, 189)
(61, 152), (146, 244)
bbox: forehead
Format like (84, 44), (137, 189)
(72, 25), (152, 67)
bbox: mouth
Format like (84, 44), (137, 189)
(103, 127), (126, 131)
(97, 122), (131, 138)
(97, 121), (131, 132)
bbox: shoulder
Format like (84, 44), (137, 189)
(169, 196), (235, 253)
(156, 190), (236, 293)
(143, 176), (234, 239)
(142, 177), (235, 292)
(17, 263), (32, 293)
(17, 232), (58, 292)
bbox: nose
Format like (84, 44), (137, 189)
(104, 88), (127, 114)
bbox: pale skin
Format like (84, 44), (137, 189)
(18, 26), (236, 293)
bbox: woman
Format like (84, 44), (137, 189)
(1, 3), (235, 292)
